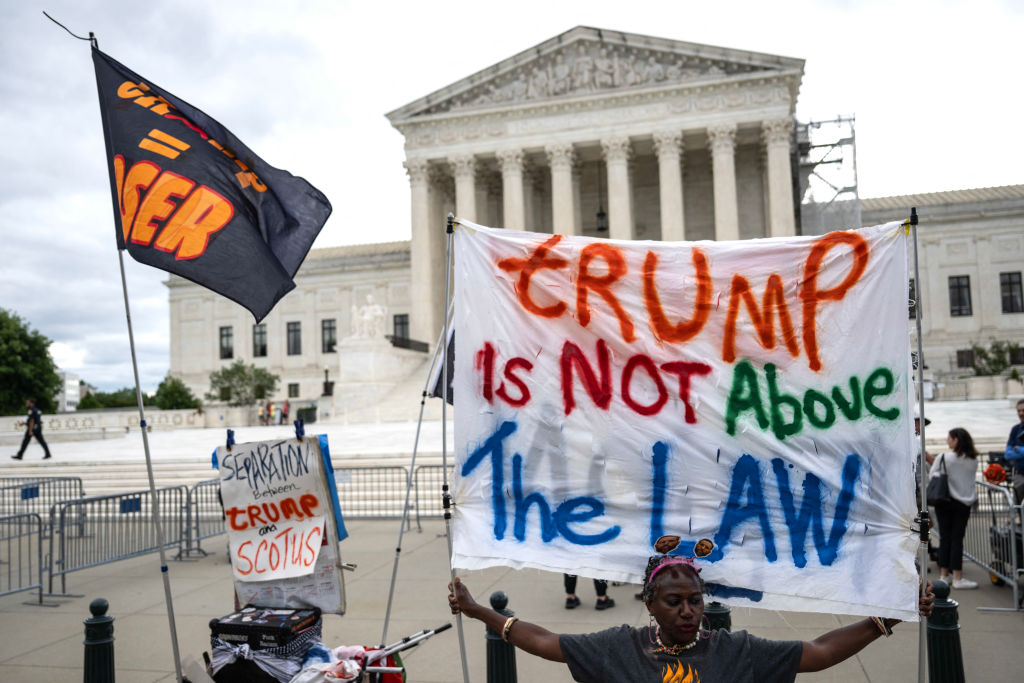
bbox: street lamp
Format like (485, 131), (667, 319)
(322, 365), (334, 397)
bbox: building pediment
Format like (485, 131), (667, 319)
(387, 26), (804, 123)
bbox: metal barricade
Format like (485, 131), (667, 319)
(414, 464), (455, 531)
(0, 513), (45, 604)
(0, 477), (86, 524)
(179, 479), (224, 559)
(964, 480), (1023, 611)
(48, 486), (187, 596)
(333, 466), (411, 520)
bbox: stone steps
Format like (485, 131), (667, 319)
(2, 452), (447, 500)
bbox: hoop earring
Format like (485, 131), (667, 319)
(700, 615), (711, 639)
(648, 615), (658, 645)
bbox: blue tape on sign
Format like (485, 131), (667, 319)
(161, 566), (168, 572)
(211, 448), (219, 469)
(21, 486), (39, 500)
(140, 419), (147, 427)
(120, 497), (142, 513)
(318, 434), (348, 542)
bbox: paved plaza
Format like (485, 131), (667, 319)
(0, 398), (1021, 681)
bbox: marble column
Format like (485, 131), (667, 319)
(546, 142), (577, 235)
(497, 148), (525, 230)
(601, 136), (634, 241)
(762, 118), (796, 237)
(449, 154), (477, 222)
(523, 166), (537, 230)
(474, 168), (491, 226)
(405, 159), (439, 344)
(653, 129), (685, 242)
(571, 164), (583, 236)
(708, 123), (739, 242)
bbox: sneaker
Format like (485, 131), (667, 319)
(595, 597), (615, 610)
(10, 455), (22, 460)
(951, 578), (977, 589)
(43, 455), (51, 460)
(564, 596), (581, 609)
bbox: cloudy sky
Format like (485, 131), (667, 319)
(1, 0), (1020, 393)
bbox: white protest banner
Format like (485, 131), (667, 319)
(451, 221), (918, 619)
(218, 435), (347, 613)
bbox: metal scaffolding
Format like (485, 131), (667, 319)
(796, 116), (861, 235)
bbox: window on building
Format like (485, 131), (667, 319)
(252, 324), (267, 357)
(219, 386), (231, 401)
(393, 313), (409, 340)
(288, 383), (300, 398)
(1011, 347), (1024, 366)
(219, 326), (233, 359)
(287, 322), (302, 356)
(948, 276), (972, 317)
(322, 319), (337, 353)
(956, 348), (975, 369)
(908, 278), (917, 320)
(1001, 272), (1023, 313)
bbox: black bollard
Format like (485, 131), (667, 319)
(926, 579), (965, 683)
(704, 600), (731, 632)
(84, 597), (115, 683)
(485, 591), (518, 683)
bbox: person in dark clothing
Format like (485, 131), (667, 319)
(1005, 398), (1024, 505)
(563, 573), (614, 610)
(11, 398), (51, 460)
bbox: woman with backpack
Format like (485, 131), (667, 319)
(926, 427), (980, 589)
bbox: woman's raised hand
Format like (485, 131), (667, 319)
(448, 576), (476, 615)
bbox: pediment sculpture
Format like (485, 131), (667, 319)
(416, 41), (771, 116)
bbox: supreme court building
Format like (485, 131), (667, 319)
(167, 28), (1024, 410)
(387, 26), (805, 344)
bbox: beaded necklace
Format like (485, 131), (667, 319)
(651, 626), (701, 655)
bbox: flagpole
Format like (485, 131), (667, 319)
(442, 213), (472, 683)
(116, 249), (185, 683)
(379, 327), (447, 648)
(909, 207), (928, 683)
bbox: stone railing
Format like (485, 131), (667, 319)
(0, 408), (202, 437)
(931, 376), (1023, 402)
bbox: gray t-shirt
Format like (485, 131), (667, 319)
(560, 625), (802, 683)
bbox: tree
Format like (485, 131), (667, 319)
(154, 375), (200, 410)
(970, 339), (1023, 376)
(206, 361), (279, 407)
(76, 386), (153, 409)
(0, 308), (61, 415)
(77, 392), (103, 410)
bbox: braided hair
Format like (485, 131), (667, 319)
(641, 555), (705, 603)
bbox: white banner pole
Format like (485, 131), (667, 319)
(910, 207), (929, 683)
(116, 249), (184, 682)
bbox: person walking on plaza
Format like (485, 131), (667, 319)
(1005, 398), (1024, 504)
(281, 399), (290, 426)
(266, 401), (275, 427)
(926, 427), (980, 589)
(563, 574), (614, 610)
(11, 398), (51, 460)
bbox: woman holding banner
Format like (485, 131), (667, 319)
(925, 427), (980, 589)
(448, 545), (934, 682)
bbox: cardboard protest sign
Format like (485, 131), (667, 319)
(218, 435), (347, 613)
(451, 221), (918, 619)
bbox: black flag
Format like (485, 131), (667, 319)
(428, 307), (455, 405)
(92, 48), (332, 321)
